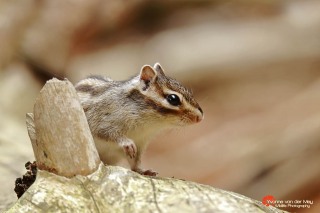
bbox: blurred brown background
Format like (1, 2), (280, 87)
(1, 0), (320, 212)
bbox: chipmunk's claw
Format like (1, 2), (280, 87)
(121, 140), (137, 159)
(134, 168), (158, 176)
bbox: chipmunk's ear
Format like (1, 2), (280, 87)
(154, 62), (165, 75)
(139, 65), (157, 90)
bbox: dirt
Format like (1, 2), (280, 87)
(14, 161), (37, 198)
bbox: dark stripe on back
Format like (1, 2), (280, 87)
(91, 87), (108, 96)
(88, 75), (110, 82)
(76, 84), (93, 93)
(76, 83), (110, 96)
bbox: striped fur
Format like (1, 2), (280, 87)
(75, 63), (203, 174)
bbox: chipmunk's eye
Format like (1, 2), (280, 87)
(166, 94), (181, 106)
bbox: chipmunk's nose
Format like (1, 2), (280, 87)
(195, 107), (204, 123)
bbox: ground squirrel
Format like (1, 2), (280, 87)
(75, 63), (203, 176)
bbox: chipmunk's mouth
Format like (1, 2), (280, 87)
(195, 114), (204, 123)
(192, 113), (204, 123)
(180, 112), (204, 125)
(190, 107), (204, 123)
(169, 108), (203, 126)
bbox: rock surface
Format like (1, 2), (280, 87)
(6, 164), (286, 213)
(1, 1), (320, 212)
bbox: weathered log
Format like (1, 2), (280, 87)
(5, 78), (286, 213)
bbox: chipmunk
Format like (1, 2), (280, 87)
(75, 63), (203, 176)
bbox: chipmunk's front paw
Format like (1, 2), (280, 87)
(121, 139), (137, 159)
(134, 168), (158, 176)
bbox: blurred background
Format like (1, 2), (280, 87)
(1, 0), (320, 212)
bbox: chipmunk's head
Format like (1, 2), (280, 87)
(134, 63), (203, 126)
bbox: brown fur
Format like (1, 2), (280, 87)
(75, 63), (203, 175)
